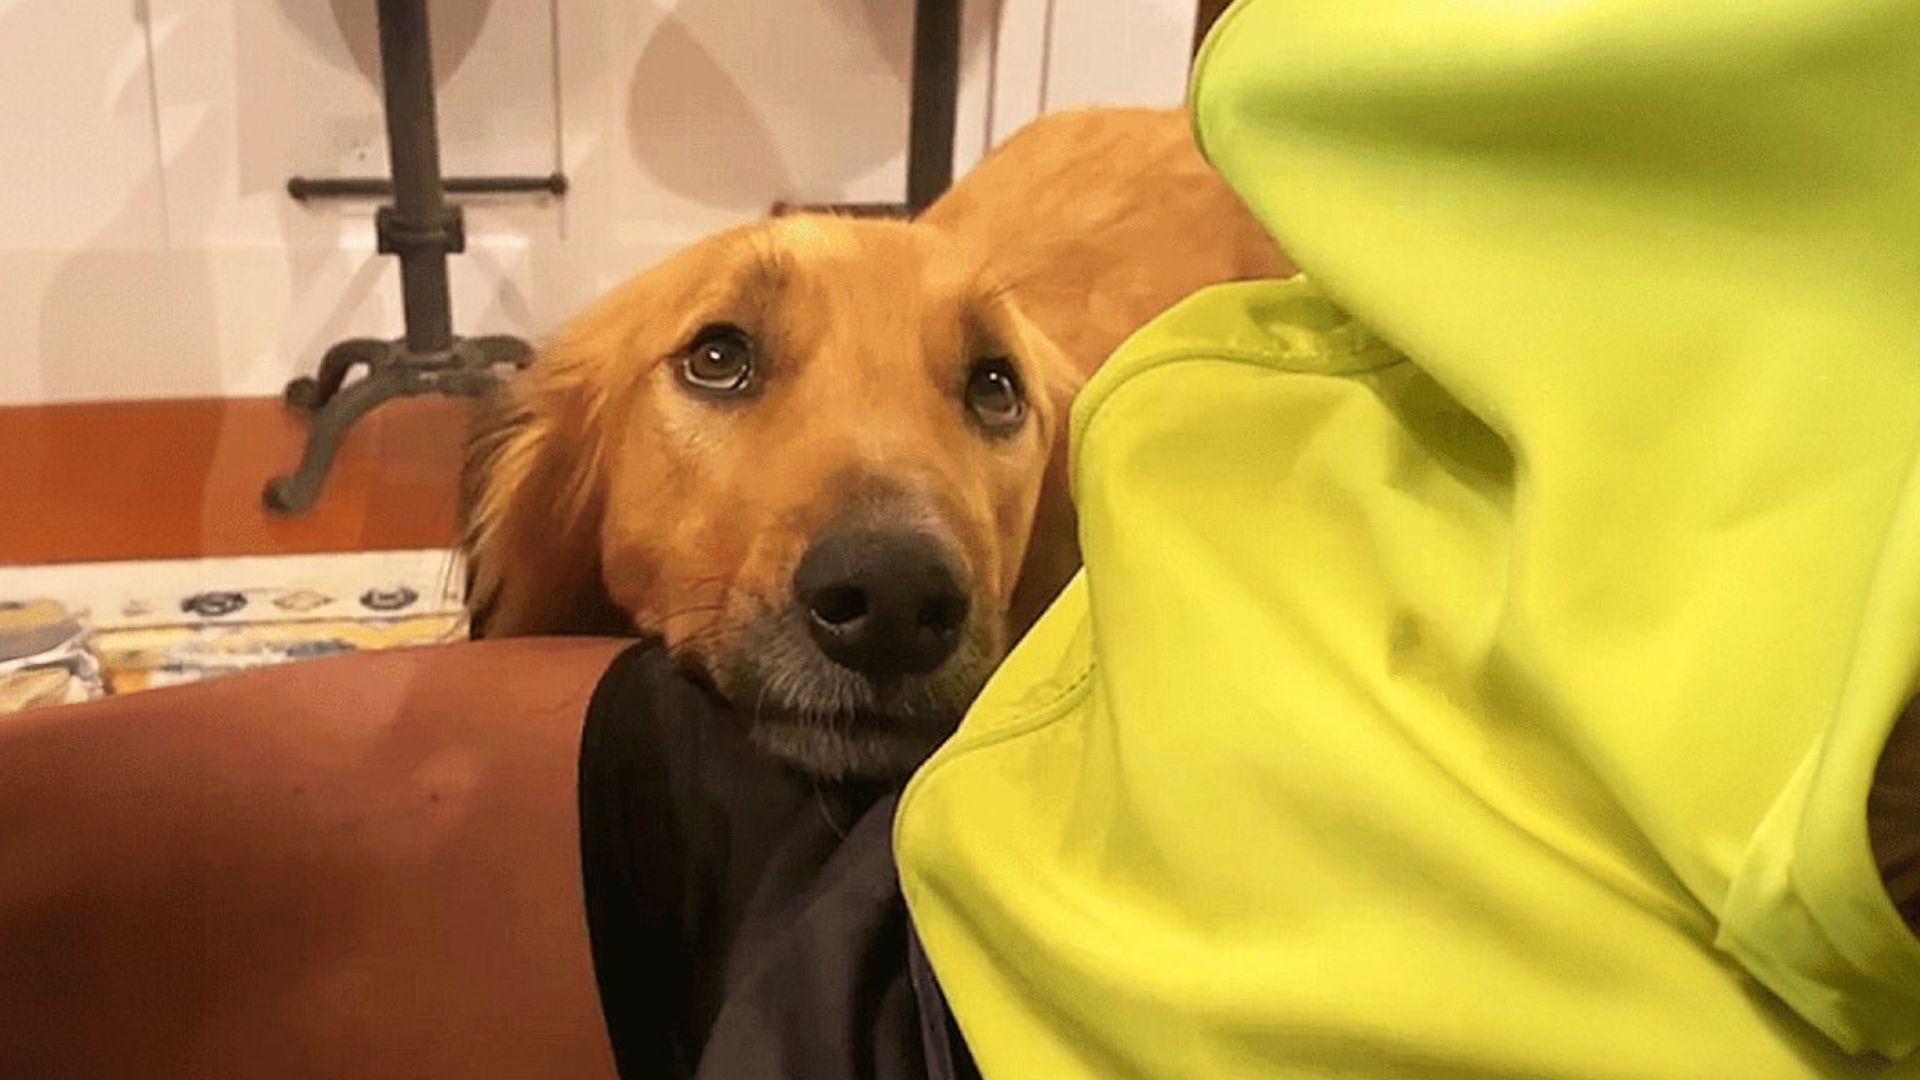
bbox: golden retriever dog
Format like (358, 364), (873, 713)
(463, 107), (1289, 777)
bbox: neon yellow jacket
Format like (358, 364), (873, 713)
(895, 0), (1920, 1075)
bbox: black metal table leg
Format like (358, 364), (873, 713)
(262, 336), (519, 513)
(265, 0), (545, 515)
(906, 0), (962, 213)
(375, 0), (455, 356)
(284, 337), (385, 412)
(263, 366), (412, 514)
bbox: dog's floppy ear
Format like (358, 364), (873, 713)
(1005, 322), (1089, 638)
(460, 325), (631, 639)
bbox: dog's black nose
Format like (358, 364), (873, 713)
(793, 530), (970, 679)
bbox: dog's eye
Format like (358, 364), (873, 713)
(678, 324), (755, 394)
(965, 358), (1026, 432)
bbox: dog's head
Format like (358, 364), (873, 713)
(464, 214), (1084, 778)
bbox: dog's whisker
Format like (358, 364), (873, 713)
(751, 680), (773, 729)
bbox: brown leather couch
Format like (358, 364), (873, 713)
(0, 639), (629, 1079)
(1, 638), (1914, 1078)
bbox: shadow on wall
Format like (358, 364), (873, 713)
(627, 0), (961, 211)
(272, 0), (491, 88)
(21, 0), (225, 534)
(15, 0), (221, 405)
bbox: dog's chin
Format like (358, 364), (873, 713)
(746, 712), (955, 781)
(703, 609), (1000, 781)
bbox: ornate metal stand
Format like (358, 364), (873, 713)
(264, 0), (544, 514)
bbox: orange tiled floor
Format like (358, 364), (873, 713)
(0, 396), (473, 565)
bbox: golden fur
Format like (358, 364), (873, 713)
(463, 106), (1289, 775)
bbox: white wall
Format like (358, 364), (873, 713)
(0, 0), (1195, 405)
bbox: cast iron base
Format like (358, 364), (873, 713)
(261, 334), (532, 514)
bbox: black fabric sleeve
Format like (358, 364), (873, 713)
(575, 642), (975, 1080)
